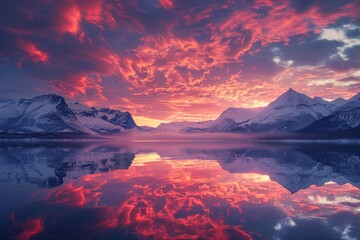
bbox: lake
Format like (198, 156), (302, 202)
(0, 141), (359, 240)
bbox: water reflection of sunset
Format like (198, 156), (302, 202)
(8, 156), (360, 240)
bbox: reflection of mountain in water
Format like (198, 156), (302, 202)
(151, 144), (360, 193)
(215, 149), (360, 193)
(0, 142), (359, 192)
(0, 143), (134, 188)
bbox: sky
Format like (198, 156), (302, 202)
(0, 0), (359, 126)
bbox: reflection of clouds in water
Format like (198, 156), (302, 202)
(308, 195), (360, 205)
(1, 142), (360, 192)
(274, 217), (296, 231)
(131, 153), (162, 166)
(273, 217), (296, 240)
(5, 158), (360, 240)
(1, 142), (360, 239)
(341, 225), (356, 240)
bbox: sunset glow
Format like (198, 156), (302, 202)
(0, 0), (359, 126)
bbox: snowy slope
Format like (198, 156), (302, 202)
(299, 99), (360, 135)
(154, 108), (262, 133)
(0, 94), (138, 136)
(330, 93), (360, 107)
(70, 103), (126, 134)
(214, 107), (262, 123)
(153, 89), (338, 133)
(155, 121), (213, 133)
(0, 95), (91, 134)
(98, 108), (137, 129)
(243, 89), (337, 132)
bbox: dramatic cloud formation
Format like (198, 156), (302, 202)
(0, 0), (359, 125)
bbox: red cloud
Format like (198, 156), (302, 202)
(52, 0), (104, 35)
(1, 0), (359, 123)
(158, 0), (174, 10)
(15, 218), (44, 240)
(53, 75), (105, 100)
(110, 0), (360, 121)
(18, 40), (49, 62)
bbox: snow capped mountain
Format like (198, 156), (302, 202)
(330, 93), (360, 107)
(0, 94), (91, 134)
(197, 107), (262, 133)
(155, 121), (213, 133)
(69, 102), (137, 134)
(0, 94), (138, 137)
(214, 107), (262, 123)
(153, 89), (342, 134)
(69, 102), (125, 134)
(299, 98), (360, 136)
(97, 108), (137, 129)
(2, 89), (359, 138)
(154, 107), (261, 133)
(242, 88), (337, 132)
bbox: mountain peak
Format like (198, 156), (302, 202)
(287, 87), (295, 92)
(281, 88), (307, 98)
(282, 88), (297, 95)
(268, 88), (312, 109)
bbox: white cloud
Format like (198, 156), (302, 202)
(320, 24), (360, 60)
(272, 56), (293, 67)
(341, 225), (356, 240)
(274, 217), (296, 231)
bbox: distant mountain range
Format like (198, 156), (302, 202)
(0, 89), (359, 138)
(153, 88), (360, 138)
(299, 95), (360, 137)
(0, 94), (138, 137)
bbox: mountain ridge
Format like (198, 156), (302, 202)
(241, 88), (338, 132)
(0, 94), (138, 137)
(1, 89), (360, 138)
(152, 88), (354, 135)
(298, 98), (360, 137)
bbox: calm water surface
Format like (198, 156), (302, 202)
(0, 141), (359, 240)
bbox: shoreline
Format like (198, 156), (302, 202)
(0, 134), (359, 144)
